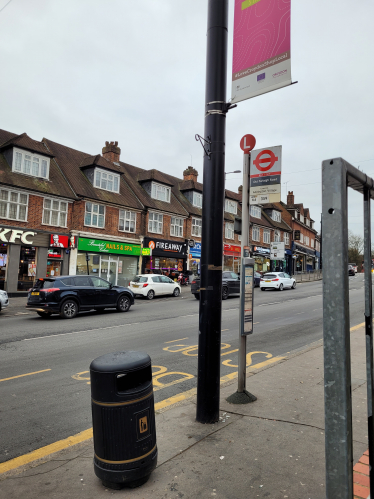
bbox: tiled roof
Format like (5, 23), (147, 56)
(179, 179), (203, 193)
(0, 131), (54, 157)
(0, 129), (75, 199)
(80, 155), (122, 173)
(261, 203), (282, 212)
(43, 138), (143, 210)
(137, 169), (174, 186)
(262, 210), (292, 232)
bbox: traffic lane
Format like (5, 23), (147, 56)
(0, 287), (367, 463)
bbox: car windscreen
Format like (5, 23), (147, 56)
(132, 276), (148, 283)
(33, 279), (57, 289)
(263, 274), (277, 279)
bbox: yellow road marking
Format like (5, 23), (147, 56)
(0, 369), (51, 383)
(221, 349), (239, 357)
(164, 337), (188, 343)
(1, 322), (366, 475)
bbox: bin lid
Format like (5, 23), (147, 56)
(90, 351), (151, 373)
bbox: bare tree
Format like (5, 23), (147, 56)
(348, 230), (364, 270)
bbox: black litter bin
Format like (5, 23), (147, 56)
(90, 351), (157, 489)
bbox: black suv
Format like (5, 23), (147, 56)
(191, 271), (241, 300)
(26, 275), (134, 319)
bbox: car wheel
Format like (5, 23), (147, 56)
(117, 295), (131, 312)
(261, 288), (265, 291)
(194, 294), (200, 300)
(60, 300), (78, 319)
(173, 287), (180, 297)
(292, 281), (296, 289)
(36, 311), (52, 318)
(147, 289), (155, 300)
(222, 287), (228, 300)
(279, 284), (283, 291)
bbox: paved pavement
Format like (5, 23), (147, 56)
(0, 324), (370, 499)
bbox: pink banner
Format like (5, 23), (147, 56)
(232, 0), (291, 103)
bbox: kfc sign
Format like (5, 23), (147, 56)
(50, 234), (69, 248)
(0, 227), (36, 244)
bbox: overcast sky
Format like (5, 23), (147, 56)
(1, 0), (373, 236)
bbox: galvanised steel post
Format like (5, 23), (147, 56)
(363, 187), (374, 492)
(196, 0), (228, 424)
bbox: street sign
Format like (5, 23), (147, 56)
(241, 259), (254, 335)
(250, 146), (282, 204)
(231, 0), (292, 104)
(270, 242), (285, 260)
(240, 134), (256, 153)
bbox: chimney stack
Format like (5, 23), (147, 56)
(102, 141), (121, 163)
(183, 166), (198, 182)
(287, 191), (294, 207)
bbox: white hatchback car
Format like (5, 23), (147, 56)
(129, 274), (181, 300)
(260, 272), (296, 291)
(0, 289), (9, 312)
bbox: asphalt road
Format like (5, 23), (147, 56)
(0, 275), (367, 464)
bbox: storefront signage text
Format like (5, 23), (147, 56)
(0, 228), (36, 244)
(149, 240), (184, 252)
(78, 237), (141, 256)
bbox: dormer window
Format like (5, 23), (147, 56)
(192, 191), (202, 208)
(225, 199), (237, 215)
(151, 182), (171, 202)
(12, 147), (50, 179)
(250, 205), (261, 218)
(306, 218), (310, 226)
(272, 210), (281, 223)
(94, 168), (120, 193)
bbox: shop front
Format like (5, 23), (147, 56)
(189, 242), (201, 276)
(293, 243), (315, 272)
(0, 226), (70, 294)
(77, 237), (141, 287)
(251, 245), (270, 274)
(223, 244), (241, 274)
(142, 237), (188, 278)
(315, 250), (321, 270)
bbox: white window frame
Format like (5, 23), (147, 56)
(306, 218), (310, 227)
(12, 147), (50, 179)
(225, 222), (234, 240)
(0, 188), (28, 221)
(305, 236), (310, 246)
(151, 182), (170, 203)
(250, 205), (262, 218)
(300, 233), (304, 243)
(42, 197), (68, 227)
(311, 238), (314, 248)
(263, 229), (270, 244)
(192, 217), (202, 237)
(94, 168), (120, 194)
(119, 210), (136, 233)
(299, 214), (304, 224)
(148, 211), (163, 234)
(272, 210), (281, 223)
(225, 199), (237, 215)
(274, 230), (281, 242)
(170, 217), (184, 237)
(238, 234), (242, 242)
(252, 226), (260, 242)
(192, 191), (203, 208)
(84, 202), (105, 228)
(284, 232), (290, 245)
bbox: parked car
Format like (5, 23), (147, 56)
(26, 275), (134, 319)
(348, 263), (357, 273)
(0, 289), (9, 313)
(191, 271), (241, 300)
(348, 265), (355, 276)
(260, 272), (296, 291)
(129, 274), (181, 300)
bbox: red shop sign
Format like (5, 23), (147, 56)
(224, 244), (241, 254)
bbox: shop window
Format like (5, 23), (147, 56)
(263, 230), (270, 244)
(0, 188), (28, 221)
(250, 205), (261, 219)
(225, 199), (237, 215)
(252, 226), (260, 242)
(274, 230), (281, 242)
(225, 222), (234, 239)
(18, 246), (36, 291)
(151, 182), (170, 202)
(0, 244), (7, 290)
(192, 218), (202, 237)
(170, 217), (183, 237)
(12, 147), (50, 179)
(84, 202), (105, 228)
(46, 259), (62, 278)
(94, 168), (120, 193)
(43, 198), (68, 227)
(148, 212), (163, 234)
(119, 210), (136, 233)
(192, 192), (202, 208)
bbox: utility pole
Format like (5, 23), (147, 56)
(196, 0), (229, 424)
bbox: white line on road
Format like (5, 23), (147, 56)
(24, 323), (141, 341)
(313, 308), (322, 311)
(295, 312), (305, 315)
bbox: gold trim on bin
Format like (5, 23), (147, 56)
(95, 444), (157, 464)
(92, 391), (152, 407)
